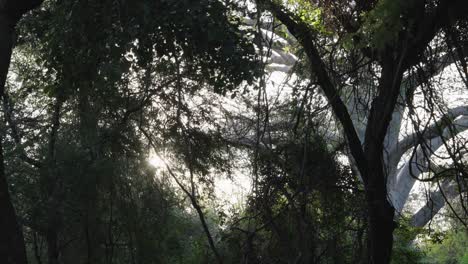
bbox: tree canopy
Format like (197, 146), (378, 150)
(0, 0), (467, 264)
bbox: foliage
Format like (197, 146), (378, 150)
(5, 0), (258, 263)
(220, 131), (368, 263)
(391, 219), (426, 264)
(285, 0), (329, 34)
(358, 0), (406, 50)
(422, 228), (468, 264)
(1, 0), (467, 263)
(19, 0), (259, 96)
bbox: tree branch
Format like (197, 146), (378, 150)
(139, 126), (223, 264)
(395, 106), (468, 160)
(2, 93), (42, 168)
(390, 116), (468, 212)
(260, 0), (368, 181)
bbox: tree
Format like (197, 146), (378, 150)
(247, 4), (468, 228)
(3, 0), (258, 263)
(1, 1), (43, 263)
(255, 0), (468, 263)
(222, 130), (367, 263)
(4, 0), (468, 263)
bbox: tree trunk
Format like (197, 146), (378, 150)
(367, 201), (395, 264)
(46, 228), (59, 264)
(365, 170), (396, 264)
(0, 9), (26, 264)
(1, 2), (44, 263)
(0, 10), (16, 95)
(0, 140), (28, 264)
(44, 96), (64, 264)
(363, 139), (397, 264)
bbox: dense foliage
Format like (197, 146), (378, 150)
(0, 0), (467, 264)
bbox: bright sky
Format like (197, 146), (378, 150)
(148, 152), (252, 208)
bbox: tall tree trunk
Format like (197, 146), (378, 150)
(45, 96), (64, 264)
(78, 81), (101, 264)
(367, 199), (395, 264)
(46, 228), (59, 264)
(362, 56), (403, 264)
(0, 141), (28, 264)
(1, 2), (43, 263)
(364, 160), (396, 264)
(0, 9), (28, 264)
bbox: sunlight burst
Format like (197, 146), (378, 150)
(148, 153), (167, 170)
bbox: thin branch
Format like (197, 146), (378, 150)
(260, 0), (368, 181)
(395, 107), (468, 159)
(139, 126), (223, 264)
(2, 92), (42, 168)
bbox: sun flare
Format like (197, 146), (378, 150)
(148, 153), (167, 169)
